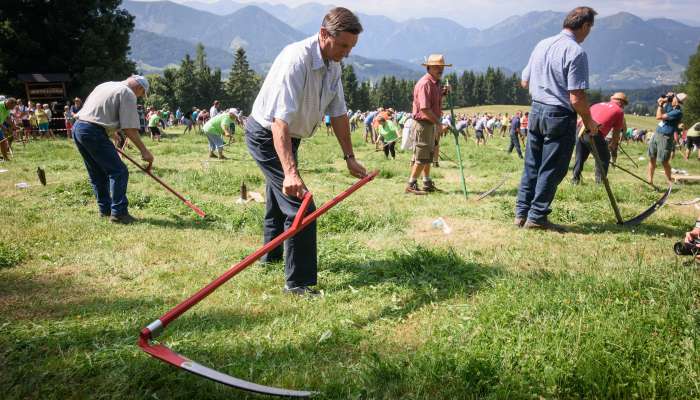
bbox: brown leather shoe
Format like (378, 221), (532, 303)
(405, 182), (427, 195)
(514, 217), (526, 227)
(422, 180), (439, 193)
(523, 219), (567, 233)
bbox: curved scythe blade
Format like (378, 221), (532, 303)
(622, 183), (673, 226)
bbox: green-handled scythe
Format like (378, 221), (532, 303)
(446, 79), (468, 199)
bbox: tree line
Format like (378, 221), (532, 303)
(0, 1), (697, 123)
(145, 45), (260, 114)
(146, 47), (533, 114)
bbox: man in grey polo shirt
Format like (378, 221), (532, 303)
(73, 75), (154, 224)
(515, 6), (599, 232)
(245, 7), (367, 295)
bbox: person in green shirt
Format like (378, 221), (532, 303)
(684, 122), (700, 160)
(0, 97), (17, 160)
(203, 108), (236, 159)
(147, 107), (162, 141)
(375, 114), (399, 159)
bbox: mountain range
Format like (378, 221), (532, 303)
(124, 0), (700, 88)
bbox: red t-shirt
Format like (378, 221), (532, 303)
(520, 115), (528, 130)
(412, 73), (442, 123)
(590, 101), (624, 137)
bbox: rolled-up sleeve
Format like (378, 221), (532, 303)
(268, 59), (305, 124)
(119, 92), (140, 129)
(567, 52), (589, 91)
(326, 76), (347, 118)
(521, 58), (532, 83)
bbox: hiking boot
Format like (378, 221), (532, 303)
(109, 213), (137, 225)
(405, 182), (427, 195)
(514, 217), (526, 227)
(209, 152), (217, 158)
(283, 285), (320, 296)
(523, 219), (567, 233)
(422, 180), (439, 193)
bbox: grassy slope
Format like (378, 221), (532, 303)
(1, 108), (699, 399)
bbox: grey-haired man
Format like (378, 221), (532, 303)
(74, 75), (154, 224)
(246, 7), (366, 295)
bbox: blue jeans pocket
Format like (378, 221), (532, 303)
(543, 114), (575, 140)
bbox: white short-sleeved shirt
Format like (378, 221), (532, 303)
(250, 35), (347, 139)
(76, 81), (140, 131)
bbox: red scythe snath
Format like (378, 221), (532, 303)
(116, 147), (207, 218)
(138, 171), (378, 397)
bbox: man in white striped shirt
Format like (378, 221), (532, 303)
(245, 7), (367, 295)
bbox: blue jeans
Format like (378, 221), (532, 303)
(72, 121), (129, 216)
(515, 102), (577, 223)
(245, 117), (318, 288)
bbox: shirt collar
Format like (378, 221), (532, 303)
(423, 73), (438, 85)
(561, 29), (576, 40)
(312, 35), (325, 70)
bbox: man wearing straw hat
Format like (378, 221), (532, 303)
(405, 54), (451, 195)
(73, 75), (154, 224)
(571, 92), (628, 184)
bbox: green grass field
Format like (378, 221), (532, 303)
(1, 106), (699, 399)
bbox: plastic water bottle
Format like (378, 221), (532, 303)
(431, 217), (452, 234)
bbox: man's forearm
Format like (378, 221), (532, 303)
(331, 115), (354, 156)
(570, 90), (594, 127)
(271, 119), (298, 176)
(123, 128), (148, 152)
(421, 108), (440, 125)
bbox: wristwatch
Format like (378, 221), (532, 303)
(343, 153), (355, 160)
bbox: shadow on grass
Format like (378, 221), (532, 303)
(322, 246), (503, 326)
(566, 221), (680, 236)
(138, 215), (216, 230)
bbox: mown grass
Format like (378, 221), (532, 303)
(1, 107), (699, 399)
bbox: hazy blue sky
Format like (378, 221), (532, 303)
(178, 0), (700, 28)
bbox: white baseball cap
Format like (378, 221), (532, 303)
(130, 75), (150, 94)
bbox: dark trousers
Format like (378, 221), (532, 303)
(383, 140), (396, 158)
(572, 134), (610, 183)
(507, 130), (523, 158)
(245, 117), (317, 288)
(515, 102), (577, 223)
(72, 121), (129, 216)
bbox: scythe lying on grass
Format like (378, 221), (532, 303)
(116, 147), (207, 218)
(475, 175), (508, 201)
(138, 171), (378, 397)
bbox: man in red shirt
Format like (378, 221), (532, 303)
(406, 54), (450, 195)
(572, 92), (627, 184)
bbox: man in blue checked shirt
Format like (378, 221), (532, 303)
(245, 7), (367, 296)
(515, 6), (599, 233)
